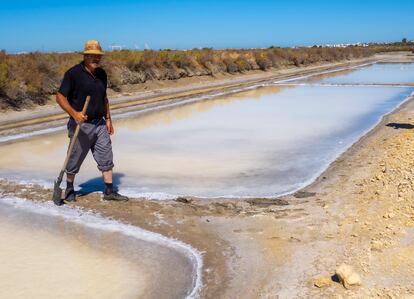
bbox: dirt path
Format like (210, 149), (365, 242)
(1, 52), (414, 298)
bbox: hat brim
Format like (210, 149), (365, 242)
(83, 50), (104, 55)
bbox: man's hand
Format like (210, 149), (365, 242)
(73, 111), (88, 124)
(56, 92), (88, 124)
(106, 118), (114, 135)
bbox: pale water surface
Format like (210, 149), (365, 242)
(293, 63), (414, 85)
(0, 197), (198, 299)
(0, 63), (413, 198)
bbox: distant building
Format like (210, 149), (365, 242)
(310, 42), (369, 48)
(110, 45), (124, 51)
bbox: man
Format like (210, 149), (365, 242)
(56, 40), (128, 202)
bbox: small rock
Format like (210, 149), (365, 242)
(175, 197), (192, 203)
(383, 212), (396, 219)
(335, 263), (362, 289)
(314, 275), (332, 288)
(386, 224), (394, 230)
(370, 240), (384, 251)
(293, 191), (316, 198)
(246, 198), (289, 206)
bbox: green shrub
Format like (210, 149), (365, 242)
(223, 58), (239, 73)
(0, 63), (8, 88)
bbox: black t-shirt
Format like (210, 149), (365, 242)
(58, 62), (107, 121)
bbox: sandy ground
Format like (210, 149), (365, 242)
(1, 52), (414, 298)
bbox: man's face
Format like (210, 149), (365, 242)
(84, 54), (102, 70)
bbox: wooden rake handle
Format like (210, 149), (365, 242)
(59, 95), (91, 175)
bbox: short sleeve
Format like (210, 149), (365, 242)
(104, 72), (107, 97)
(58, 70), (73, 97)
(103, 70), (108, 89)
(99, 69), (108, 97)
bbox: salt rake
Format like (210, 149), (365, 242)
(52, 96), (90, 206)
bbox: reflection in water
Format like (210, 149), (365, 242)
(117, 85), (288, 133)
(0, 198), (197, 299)
(300, 68), (356, 82)
(0, 64), (413, 198)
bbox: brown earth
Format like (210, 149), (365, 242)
(1, 52), (414, 298)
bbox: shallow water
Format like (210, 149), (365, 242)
(293, 63), (414, 85)
(0, 63), (413, 198)
(0, 197), (198, 299)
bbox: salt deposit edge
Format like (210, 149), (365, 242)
(0, 196), (203, 299)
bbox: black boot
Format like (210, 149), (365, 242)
(103, 192), (129, 201)
(103, 183), (128, 201)
(64, 181), (76, 202)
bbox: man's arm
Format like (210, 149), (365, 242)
(104, 96), (114, 135)
(56, 92), (87, 124)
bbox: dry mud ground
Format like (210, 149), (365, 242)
(1, 52), (414, 298)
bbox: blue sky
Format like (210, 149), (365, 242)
(0, 0), (413, 53)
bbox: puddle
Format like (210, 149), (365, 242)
(0, 197), (201, 299)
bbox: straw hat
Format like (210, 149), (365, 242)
(83, 40), (104, 55)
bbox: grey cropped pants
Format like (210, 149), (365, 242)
(65, 118), (114, 175)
